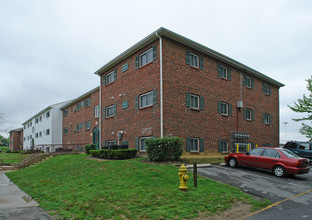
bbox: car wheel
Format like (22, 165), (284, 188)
(228, 158), (238, 168)
(273, 165), (286, 177)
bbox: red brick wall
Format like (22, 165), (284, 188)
(98, 37), (280, 155)
(161, 37), (279, 156)
(100, 42), (160, 149)
(9, 130), (23, 151)
(62, 89), (99, 146)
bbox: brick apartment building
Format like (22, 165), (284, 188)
(61, 87), (100, 148)
(93, 27), (284, 156)
(9, 128), (23, 151)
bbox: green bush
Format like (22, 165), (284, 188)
(85, 144), (97, 155)
(89, 149), (138, 159)
(146, 137), (183, 162)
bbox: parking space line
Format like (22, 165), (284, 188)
(241, 189), (312, 219)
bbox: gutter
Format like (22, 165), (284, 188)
(156, 32), (164, 138)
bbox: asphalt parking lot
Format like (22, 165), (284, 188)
(197, 164), (312, 220)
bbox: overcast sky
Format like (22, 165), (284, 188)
(1, 0), (312, 143)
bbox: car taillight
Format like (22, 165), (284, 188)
(296, 160), (307, 168)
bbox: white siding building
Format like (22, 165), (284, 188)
(22, 101), (71, 151)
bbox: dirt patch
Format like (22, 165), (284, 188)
(199, 202), (252, 220)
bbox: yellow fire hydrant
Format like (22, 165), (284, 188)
(178, 164), (189, 191)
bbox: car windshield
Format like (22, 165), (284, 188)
(281, 149), (301, 158)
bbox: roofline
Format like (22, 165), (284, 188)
(61, 86), (100, 110)
(94, 27), (284, 87)
(9, 128), (23, 133)
(22, 100), (72, 125)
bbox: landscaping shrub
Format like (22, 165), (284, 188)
(146, 137), (183, 162)
(89, 149), (138, 159)
(85, 144), (97, 155)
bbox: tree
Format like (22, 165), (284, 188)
(288, 76), (312, 140)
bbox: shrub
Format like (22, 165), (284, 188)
(89, 149), (138, 159)
(146, 137), (183, 162)
(85, 144), (97, 155)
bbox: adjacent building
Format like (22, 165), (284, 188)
(61, 87), (100, 149)
(9, 128), (23, 151)
(94, 27), (284, 156)
(22, 100), (71, 152)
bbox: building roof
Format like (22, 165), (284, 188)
(61, 86), (99, 110)
(95, 27), (284, 88)
(22, 100), (72, 125)
(9, 127), (23, 133)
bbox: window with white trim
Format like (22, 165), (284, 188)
(244, 76), (251, 88)
(106, 71), (115, 85)
(85, 121), (91, 130)
(219, 140), (228, 153)
(190, 138), (199, 152)
(106, 140), (116, 146)
(221, 102), (228, 115)
(245, 108), (252, 121)
(140, 48), (153, 67)
(94, 105), (99, 118)
(263, 83), (269, 95)
(220, 65), (227, 79)
(106, 105), (115, 118)
(140, 91), (153, 108)
(264, 113), (271, 124)
(46, 111), (50, 118)
(190, 94), (199, 109)
(189, 52), (199, 68)
(46, 129), (50, 135)
(140, 136), (153, 152)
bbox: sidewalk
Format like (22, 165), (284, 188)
(0, 171), (52, 220)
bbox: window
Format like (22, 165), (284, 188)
(122, 63), (128, 72)
(218, 101), (229, 115)
(190, 138), (199, 152)
(64, 128), (68, 134)
(39, 116), (42, 121)
(106, 140), (116, 147)
(244, 108), (252, 121)
(64, 109), (69, 116)
(140, 48), (153, 67)
(263, 113), (271, 124)
(190, 94), (199, 109)
(249, 148), (264, 156)
(217, 64), (231, 80)
(106, 71), (115, 84)
(140, 91), (153, 108)
(263, 149), (280, 158)
(39, 131), (42, 137)
(106, 105), (115, 118)
(218, 140), (228, 153)
(244, 75), (252, 88)
(189, 53), (199, 68)
(46, 129), (50, 135)
(140, 137), (153, 151)
(35, 133), (38, 138)
(85, 98), (91, 107)
(35, 118), (38, 124)
(76, 103), (81, 111)
(262, 83), (270, 95)
(94, 105), (99, 118)
(46, 111), (50, 118)
(85, 121), (91, 130)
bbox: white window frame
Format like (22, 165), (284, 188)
(221, 102), (228, 115)
(263, 84), (269, 95)
(140, 48), (153, 67)
(190, 138), (199, 152)
(220, 140), (228, 153)
(245, 108), (252, 121)
(140, 91), (153, 108)
(46, 129), (50, 135)
(189, 52), (199, 68)
(190, 94), (199, 109)
(220, 65), (228, 79)
(94, 105), (99, 118)
(46, 111), (50, 118)
(245, 76), (251, 88)
(85, 121), (91, 130)
(106, 105), (115, 118)
(264, 113), (270, 124)
(140, 136), (153, 152)
(106, 71), (115, 85)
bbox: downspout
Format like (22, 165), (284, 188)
(156, 32), (164, 138)
(95, 71), (102, 150)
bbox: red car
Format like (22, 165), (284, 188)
(224, 147), (310, 177)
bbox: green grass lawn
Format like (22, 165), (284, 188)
(6, 154), (270, 219)
(0, 146), (9, 152)
(0, 152), (34, 165)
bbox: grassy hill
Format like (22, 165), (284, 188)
(6, 154), (270, 219)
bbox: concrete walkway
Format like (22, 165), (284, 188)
(0, 171), (52, 220)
